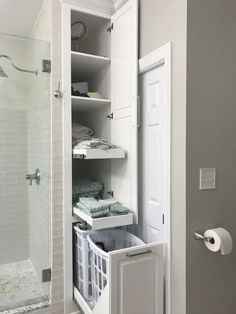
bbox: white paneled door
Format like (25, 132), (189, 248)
(139, 63), (168, 244)
(109, 243), (164, 314)
(111, 0), (138, 221)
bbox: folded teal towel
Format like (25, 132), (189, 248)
(108, 212), (128, 216)
(109, 202), (129, 214)
(73, 179), (104, 202)
(79, 197), (108, 213)
(76, 202), (109, 218)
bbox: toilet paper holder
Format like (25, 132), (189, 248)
(194, 231), (215, 244)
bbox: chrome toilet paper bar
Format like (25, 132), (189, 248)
(194, 231), (215, 244)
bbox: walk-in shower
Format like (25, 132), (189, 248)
(0, 33), (51, 314)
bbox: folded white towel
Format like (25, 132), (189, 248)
(72, 123), (93, 136)
(72, 123), (94, 146)
(73, 137), (116, 150)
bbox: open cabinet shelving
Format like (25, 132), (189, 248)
(71, 51), (111, 79)
(73, 206), (133, 229)
(62, 1), (164, 314)
(72, 147), (126, 159)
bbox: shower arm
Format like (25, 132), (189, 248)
(0, 55), (38, 75)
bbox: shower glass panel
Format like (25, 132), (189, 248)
(0, 33), (51, 313)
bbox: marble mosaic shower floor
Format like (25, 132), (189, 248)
(0, 260), (48, 313)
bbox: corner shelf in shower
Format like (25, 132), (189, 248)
(72, 148), (126, 159)
(73, 206), (133, 230)
(71, 51), (110, 81)
(72, 96), (111, 111)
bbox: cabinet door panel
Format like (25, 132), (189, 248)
(109, 243), (164, 314)
(111, 0), (138, 221)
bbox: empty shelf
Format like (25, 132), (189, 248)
(72, 96), (111, 111)
(71, 51), (110, 81)
(73, 148), (126, 159)
(73, 207), (133, 230)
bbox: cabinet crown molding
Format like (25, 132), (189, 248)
(61, 0), (115, 15)
(112, 0), (128, 10)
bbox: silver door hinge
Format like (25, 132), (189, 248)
(137, 96), (141, 127)
(42, 268), (51, 282)
(107, 190), (114, 197)
(107, 112), (113, 119)
(107, 23), (114, 32)
(42, 59), (51, 73)
(162, 214), (165, 224)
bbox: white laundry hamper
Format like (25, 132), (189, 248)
(73, 225), (94, 302)
(87, 229), (145, 303)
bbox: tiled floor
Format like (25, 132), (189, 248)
(0, 260), (48, 312)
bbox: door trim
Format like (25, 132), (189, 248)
(138, 42), (171, 314)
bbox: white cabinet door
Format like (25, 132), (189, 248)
(110, 0), (138, 221)
(109, 243), (164, 314)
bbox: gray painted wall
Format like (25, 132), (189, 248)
(140, 0), (236, 313)
(139, 1), (187, 314)
(186, 1), (236, 314)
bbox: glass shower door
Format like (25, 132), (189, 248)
(0, 33), (51, 313)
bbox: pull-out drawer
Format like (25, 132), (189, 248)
(74, 242), (163, 314)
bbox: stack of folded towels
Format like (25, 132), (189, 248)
(75, 197), (129, 218)
(74, 137), (116, 150)
(72, 123), (93, 147)
(76, 197), (110, 218)
(73, 179), (104, 203)
(72, 123), (116, 150)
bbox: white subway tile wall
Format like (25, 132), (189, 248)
(0, 0), (65, 312)
(0, 35), (29, 264)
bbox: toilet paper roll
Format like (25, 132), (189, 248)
(204, 228), (233, 255)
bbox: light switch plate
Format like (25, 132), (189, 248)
(199, 168), (216, 190)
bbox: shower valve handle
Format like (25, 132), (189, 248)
(25, 168), (40, 186)
(54, 82), (63, 99)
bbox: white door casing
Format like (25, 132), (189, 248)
(139, 43), (171, 314)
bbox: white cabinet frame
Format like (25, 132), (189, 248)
(62, 0), (171, 312)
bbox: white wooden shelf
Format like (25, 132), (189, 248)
(73, 148), (126, 159)
(71, 51), (110, 81)
(72, 96), (111, 111)
(73, 207), (133, 230)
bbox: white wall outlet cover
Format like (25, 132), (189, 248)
(199, 168), (216, 190)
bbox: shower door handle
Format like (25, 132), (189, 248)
(25, 168), (40, 186)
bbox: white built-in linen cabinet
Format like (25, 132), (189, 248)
(62, 1), (163, 313)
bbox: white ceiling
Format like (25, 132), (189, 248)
(0, 0), (44, 37)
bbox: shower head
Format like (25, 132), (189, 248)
(0, 55), (37, 76)
(0, 66), (8, 78)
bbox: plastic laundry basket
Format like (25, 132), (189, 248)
(73, 225), (94, 301)
(87, 229), (145, 303)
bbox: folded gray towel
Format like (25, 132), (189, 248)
(109, 202), (129, 214)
